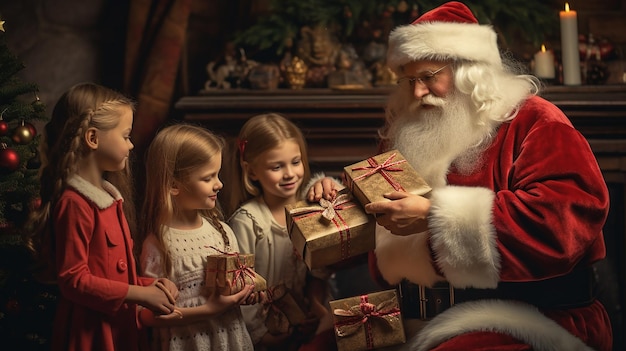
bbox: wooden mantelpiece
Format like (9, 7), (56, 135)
(175, 85), (626, 176)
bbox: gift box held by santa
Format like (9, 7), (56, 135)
(365, 1), (612, 350)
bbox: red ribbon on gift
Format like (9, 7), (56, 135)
(333, 294), (401, 349)
(207, 246), (256, 289)
(351, 152), (407, 192)
(289, 193), (356, 261)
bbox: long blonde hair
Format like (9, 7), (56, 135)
(140, 123), (230, 275)
(26, 82), (136, 278)
(222, 113), (311, 217)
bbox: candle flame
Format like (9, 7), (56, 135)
(541, 44), (546, 53)
(565, 3), (570, 12)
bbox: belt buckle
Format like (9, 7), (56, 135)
(418, 283), (455, 320)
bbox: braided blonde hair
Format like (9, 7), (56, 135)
(25, 83), (135, 279)
(140, 123), (229, 276)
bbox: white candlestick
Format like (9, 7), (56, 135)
(560, 3), (581, 85)
(533, 45), (555, 79)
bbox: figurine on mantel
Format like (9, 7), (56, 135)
(327, 44), (372, 89)
(296, 24), (340, 87)
(580, 33), (613, 85)
(205, 44), (258, 90)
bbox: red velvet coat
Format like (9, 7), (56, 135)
(372, 96), (611, 350)
(52, 176), (154, 351)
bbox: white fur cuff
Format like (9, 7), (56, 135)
(428, 185), (500, 288)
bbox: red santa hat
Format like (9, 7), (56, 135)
(386, 1), (502, 74)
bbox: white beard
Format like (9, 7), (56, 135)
(389, 91), (496, 188)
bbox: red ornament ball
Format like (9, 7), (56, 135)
(0, 146), (20, 171)
(0, 120), (8, 136)
(30, 197), (42, 211)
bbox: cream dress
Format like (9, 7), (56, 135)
(141, 218), (254, 351)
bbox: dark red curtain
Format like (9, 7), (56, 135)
(124, 0), (192, 152)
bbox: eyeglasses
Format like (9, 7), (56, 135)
(396, 64), (449, 89)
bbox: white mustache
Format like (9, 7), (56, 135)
(408, 94), (447, 113)
(422, 94), (446, 106)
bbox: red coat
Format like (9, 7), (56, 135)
(52, 177), (154, 351)
(372, 96), (611, 350)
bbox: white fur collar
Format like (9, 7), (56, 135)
(66, 176), (123, 210)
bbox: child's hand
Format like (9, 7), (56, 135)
(127, 284), (176, 315)
(306, 176), (339, 202)
(204, 284), (254, 315)
(155, 278), (179, 303)
(154, 279), (183, 319)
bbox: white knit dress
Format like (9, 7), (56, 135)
(141, 218), (254, 351)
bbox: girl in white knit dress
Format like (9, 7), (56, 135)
(223, 113), (338, 351)
(138, 124), (255, 351)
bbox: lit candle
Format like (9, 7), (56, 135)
(560, 3), (581, 85)
(533, 45), (555, 79)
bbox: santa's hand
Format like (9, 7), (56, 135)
(365, 192), (430, 234)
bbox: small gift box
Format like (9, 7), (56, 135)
(330, 289), (406, 351)
(344, 149), (431, 206)
(205, 252), (267, 296)
(286, 192), (375, 270)
(264, 284), (308, 335)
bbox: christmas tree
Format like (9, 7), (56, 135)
(0, 18), (58, 350)
(0, 21), (46, 233)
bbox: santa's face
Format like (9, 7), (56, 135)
(388, 63), (494, 187)
(398, 60), (454, 104)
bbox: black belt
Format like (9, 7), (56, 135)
(398, 266), (598, 320)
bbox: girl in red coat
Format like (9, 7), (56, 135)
(27, 82), (179, 351)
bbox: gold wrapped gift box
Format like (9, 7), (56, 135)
(330, 289), (406, 351)
(344, 149), (431, 206)
(264, 284), (308, 335)
(205, 252), (267, 296)
(286, 193), (375, 270)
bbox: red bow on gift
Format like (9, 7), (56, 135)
(288, 193), (356, 260)
(351, 152), (407, 192)
(289, 193), (354, 221)
(333, 295), (401, 348)
(208, 246), (257, 288)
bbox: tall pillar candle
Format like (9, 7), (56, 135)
(534, 45), (555, 79)
(560, 3), (581, 85)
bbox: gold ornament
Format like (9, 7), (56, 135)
(12, 121), (35, 145)
(285, 56), (308, 89)
(0, 20), (5, 32)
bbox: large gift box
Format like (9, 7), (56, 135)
(330, 289), (406, 351)
(205, 252), (267, 296)
(264, 284), (308, 335)
(344, 149), (431, 206)
(286, 192), (375, 270)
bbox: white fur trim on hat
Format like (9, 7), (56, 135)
(386, 21), (502, 74)
(428, 185), (500, 288)
(408, 300), (594, 351)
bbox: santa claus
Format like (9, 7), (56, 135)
(308, 2), (611, 350)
